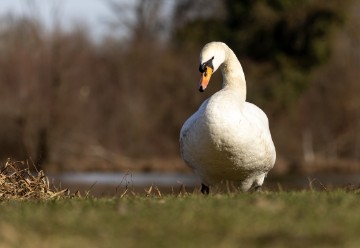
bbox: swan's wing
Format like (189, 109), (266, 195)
(243, 102), (270, 131)
(179, 99), (209, 146)
(242, 102), (276, 166)
(179, 99), (210, 170)
(179, 109), (199, 165)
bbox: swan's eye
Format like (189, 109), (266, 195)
(199, 56), (215, 73)
(199, 63), (206, 73)
(207, 59), (214, 71)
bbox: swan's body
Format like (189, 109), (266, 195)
(180, 42), (276, 192)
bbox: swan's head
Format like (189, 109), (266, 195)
(198, 42), (226, 92)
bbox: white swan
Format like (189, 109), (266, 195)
(180, 42), (276, 194)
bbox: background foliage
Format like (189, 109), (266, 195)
(0, 0), (359, 174)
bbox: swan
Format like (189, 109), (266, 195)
(180, 42), (276, 194)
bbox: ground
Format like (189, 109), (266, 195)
(1, 190), (360, 247)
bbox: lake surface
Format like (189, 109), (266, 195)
(51, 172), (200, 196)
(50, 172), (360, 196)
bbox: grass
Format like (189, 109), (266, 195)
(1, 191), (360, 248)
(2, 160), (360, 247)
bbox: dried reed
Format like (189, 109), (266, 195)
(0, 159), (69, 200)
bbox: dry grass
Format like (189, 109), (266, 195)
(0, 159), (70, 200)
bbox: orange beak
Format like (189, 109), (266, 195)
(199, 66), (213, 92)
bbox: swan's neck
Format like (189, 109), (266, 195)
(220, 49), (246, 101)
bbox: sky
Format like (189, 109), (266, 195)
(0, 0), (116, 38)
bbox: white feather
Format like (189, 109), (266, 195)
(180, 42), (276, 191)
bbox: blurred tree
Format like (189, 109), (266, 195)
(173, 0), (352, 114)
(106, 0), (168, 45)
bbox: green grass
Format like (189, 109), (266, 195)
(1, 190), (360, 248)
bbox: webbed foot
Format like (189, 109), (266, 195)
(249, 182), (262, 192)
(201, 183), (210, 195)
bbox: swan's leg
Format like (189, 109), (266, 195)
(201, 183), (210, 195)
(249, 173), (266, 192)
(251, 184), (262, 192)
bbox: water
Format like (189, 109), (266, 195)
(51, 172), (200, 196)
(50, 172), (360, 196)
